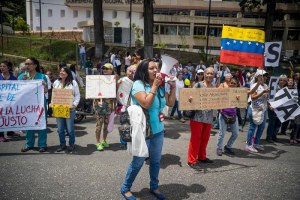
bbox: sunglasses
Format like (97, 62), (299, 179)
(102, 67), (111, 70)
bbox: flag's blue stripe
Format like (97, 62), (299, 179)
(221, 38), (264, 54)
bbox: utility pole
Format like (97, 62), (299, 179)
(205, 0), (212, 61)
(129, 0), (132, 49)
(39, 0), (42, 36)
(1, 5), (3, 56)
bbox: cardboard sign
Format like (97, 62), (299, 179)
(178, 87), (248, 110)
(117, 77), (133, 106)
(51, 89), (73, 106)
(0, 80), (46, 131)
(86, 75), (116, 99)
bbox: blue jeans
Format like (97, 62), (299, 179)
(80, 53), (86, 69)
(266, 108), (281, 140)
(56, 110), (76, 145)
(121, 131), (164, 193)
(170, 100), (182, 119)
(217, 114), (239, 149)
(246, 107), (266, 146)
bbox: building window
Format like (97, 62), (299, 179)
(178, 26), (190, 35)
(60, 27), (65, 30)
(73, 10), (78, 18)
(61, 10), (65, 17)
(35, 9), (40, 17)
(194, 26), (206, 35)
(153, 24), (159, 34)
(112, 11), (117, 18)
(160, 25), (177, 35)
(48, 9), (52, 17)
(209, 27), (222, 37)
(48, 27), (53, 30)
(86, 10), (91, 18)
(73, 27), (78, 30)
(36, 26), (40, 31)
(127, 11), (130, 18)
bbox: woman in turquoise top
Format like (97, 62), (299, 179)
(121, 59), (176, 200)
(18, 57), (48, 153)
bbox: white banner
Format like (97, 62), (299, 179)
(269, 87), (293, 108)
(268, 76), (279, 102)
(290, 89), (298, 101)
(0, 80), (46, 131)
(86, 75), (116, 99)
(264, 41), (282, 67)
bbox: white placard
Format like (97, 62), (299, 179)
(0, 80), (46, 131)
(161, 55), (178, 75)
(86, 75), (116, 99)
(264, 41), (282, 67)
(268, 76), (279, 102)
(117, 77), (133, 106)
(269, 87), (293, 109)
(274, 101), (300, 123)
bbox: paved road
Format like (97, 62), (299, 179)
(0, 116), (299, 200)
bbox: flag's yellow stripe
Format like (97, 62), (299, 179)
(222, 26), (265, 43)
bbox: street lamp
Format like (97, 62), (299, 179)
(205, 0), (212, 61)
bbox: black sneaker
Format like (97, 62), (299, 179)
(57, 145), (67, 152)
(224, 145), (235, 155)
(198, 158), (214, 164)
(68, 144), (75, 152)
(188, 163), (202, 171)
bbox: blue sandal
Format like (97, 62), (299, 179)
(150, 190), (166, 200)
(120, 190), (136, 200)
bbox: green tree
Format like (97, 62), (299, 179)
(93, 0), (105, 59)
(4, 14), (29, 33)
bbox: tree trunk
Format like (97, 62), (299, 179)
(264, 1), (276, 42)
(144, 0), (153, 59)
(93, 0), (105, 59)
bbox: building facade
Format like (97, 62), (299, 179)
(26, 0), (300, 56)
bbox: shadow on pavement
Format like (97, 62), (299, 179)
(104, 143), (128, 152)
(145, 153), (182, 169)
(200, 159), (256, 173)
(164, 130), (181, 139)
(75, 131), (88, 137)
(134, 183), (206, 200)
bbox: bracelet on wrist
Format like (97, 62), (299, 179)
(149, 91), (156, 95)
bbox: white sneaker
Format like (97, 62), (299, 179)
(245, 145), (258, 153)
(253, 144), (264, 151)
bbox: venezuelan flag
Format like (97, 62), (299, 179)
(220, 26), (265, 68)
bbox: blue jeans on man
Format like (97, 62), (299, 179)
(80, 53), (86, 69)
(217, 114), (239, 150)
(246, 107), (266, 146)
(56, 110), (76, 145)
(170, 100), (182, 119)
(121, 131), (164, 193)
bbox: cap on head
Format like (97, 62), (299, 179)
(103, 63), (113, 69)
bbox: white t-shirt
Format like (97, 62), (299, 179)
(249, 83), (269, 111)
(175, 79), (184, 100)
(79, 45), (86, 54)
(125, 55), (131, 66)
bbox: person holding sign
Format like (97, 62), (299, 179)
(245, 69), (269, 153)
(120, 59), (175, 200)
(216, 77), (241, 156)
(52, 67), (80, 152)
(18, 57), (48, 153)
(187, 67), (215, 171)
(94, 63), (117, 151)
(266, 75), (287, 143)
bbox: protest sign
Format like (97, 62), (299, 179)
(117, 77), (133, 106)
(269, 87), (293, 109)
(161, 55), (178, 75)
(51, 89), (73, 106)
(290, 89), (298, 101)
(264, 41), (282, 67)
(86, 75), (116, 99)
(274, 101), (300, 123)
(178, 88), (248, 110)
(268, 76), (279, 102)
(0, 80), (46, 131)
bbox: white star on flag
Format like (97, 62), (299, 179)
(256, 43), (259, 46)
(226, 42), (230, 45)
(221, 46), (223, 49)
(248, 42), (252, 45)
(262, 45), (264, 48)
(240, 41), (243, 44)
(233, 40), (237, 43)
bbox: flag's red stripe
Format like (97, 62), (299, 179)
(220, 50), (264, 68)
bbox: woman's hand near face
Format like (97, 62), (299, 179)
(153, 73), (162, 88)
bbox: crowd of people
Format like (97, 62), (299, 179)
(1, 51), (300, 200)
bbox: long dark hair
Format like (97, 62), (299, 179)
(59, 66), (74, 86)
(70, 64), (77, 73)
(133, 59), (151, 85)
(1, 60), (13, 73)
(27, 57), (41, 72)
